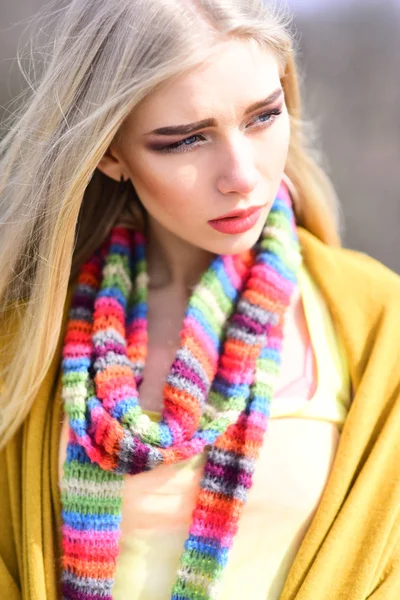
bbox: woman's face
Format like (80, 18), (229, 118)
(103, 39), (290, 255)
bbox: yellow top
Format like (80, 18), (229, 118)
(1, 228), (400, 600)
(112, 262), (351, 600)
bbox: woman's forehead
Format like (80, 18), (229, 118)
(126, 40), (282, 131)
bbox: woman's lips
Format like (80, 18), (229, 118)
(208, 205), (264, 234)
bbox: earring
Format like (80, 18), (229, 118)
(119, 174), (126, 194)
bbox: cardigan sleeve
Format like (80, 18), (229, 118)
(0, 302), (22, 600)
(0, 305), (24, 598)
(0, 446), (22, 599)
(365, 518), (400, 599)
(0, 293), (65, 600)
(367, 562), (400, 599)
(0, 561), (20, 600)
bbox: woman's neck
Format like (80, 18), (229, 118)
(146, 216), (215, 292)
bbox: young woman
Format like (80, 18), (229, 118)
(1, 1), (399, 599)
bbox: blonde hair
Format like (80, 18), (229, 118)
(0, 0), (342, 448)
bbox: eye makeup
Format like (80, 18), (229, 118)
(147, 105), (284, 154)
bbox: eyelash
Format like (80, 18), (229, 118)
(156, 107), (283, 154)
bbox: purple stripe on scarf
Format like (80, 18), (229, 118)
(170, 359), (207, 393)
(94, 342), (126, 357)
(129, 437), (150, 475)
(231, 313), (264, 335)
(62, 582), (112, 600)
(203, 462), (252, 489)
(72, 292), (95, 310)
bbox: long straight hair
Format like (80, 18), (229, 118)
(0, 0), (341, 448)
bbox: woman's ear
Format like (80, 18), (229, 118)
(97, 144), (127, 182)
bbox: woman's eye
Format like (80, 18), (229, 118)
(159, 134), (205, 154)
(250, 107), (283, 127)
(156, 107), (283, 154)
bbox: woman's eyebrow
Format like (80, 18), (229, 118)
(145, 87), (283, 137)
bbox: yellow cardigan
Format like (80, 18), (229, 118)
(1, 227), (400, 600)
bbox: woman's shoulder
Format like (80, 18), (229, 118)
(298, 227), (400, 398)
(297, 226), (400, 309)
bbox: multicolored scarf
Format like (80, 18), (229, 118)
(60, 180), (302, 599)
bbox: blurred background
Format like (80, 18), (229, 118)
(289, 0), (400, 273)
(1, 0), (399, 272)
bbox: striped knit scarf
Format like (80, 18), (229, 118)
(60, 179), (302, 599)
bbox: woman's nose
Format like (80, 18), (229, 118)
(215, 137), (261, 196)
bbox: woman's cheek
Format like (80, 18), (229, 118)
(139, 170), (202, 222)
(158, 165), (206, 214)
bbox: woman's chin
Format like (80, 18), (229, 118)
(196, 229), (262, 256)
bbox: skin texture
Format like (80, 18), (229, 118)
(97, 38), (290, 288)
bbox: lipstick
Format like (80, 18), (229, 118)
(208, 205), (264, 235)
